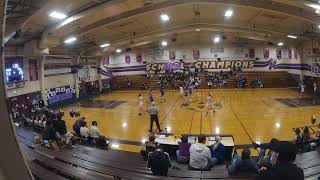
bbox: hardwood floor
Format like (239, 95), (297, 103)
(63, 88), (319, 152)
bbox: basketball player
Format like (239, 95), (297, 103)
(148, 88), (154, 103)
(160, 86), (165, 103)
(299, 82), (305, 97)
(206, 93), (215, 116)
(179, 86), (184, 97)
(138, 94), (144, 115)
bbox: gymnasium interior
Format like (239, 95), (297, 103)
(2, 0), (320, 179)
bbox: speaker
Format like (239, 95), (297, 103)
(217, 58), (221, 61)
(143, 61), (147, 64)
(126, 48), (132, 52)
(255, 57), (259, 60)
(267, 42), (274, 46)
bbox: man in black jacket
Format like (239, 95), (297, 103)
(255, 141), (304, 180)
(147, 147), (172, 176)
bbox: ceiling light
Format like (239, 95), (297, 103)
(316, 10), (320, 14)
(64, 36), (77, 44)
(100, 43), (110, 48)
(307, 3), (320, 11)
(277, 42), (284, 46)
(224, 9), (233, 17)
(122, 122), (127, 127)
(116, 49), (122, 53)
(213, 36), (220, 43)
(160, 14), (170, 21)
(287, 35), (297, 39)
(215, 127), (220, 134)
(49, 11), (67, 19)
(275, 122), (280, 128)
(195, 28), (201, 32)
(161, 41), (168, 46)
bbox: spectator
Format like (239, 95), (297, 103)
(73, 117), (86, 136)
(302, 126), (312, 151)
(147, 147), (172, 176)
(55, 117), (75, 147)
(210, 137), (225, 165)
(294, 128), (303, 151)
(80, 121), (90, 138)
(89, 121), (101, 138)
(176, 135), (192, 163)
(228, 148), (259, 175)
(42, 121), (56, 141)
(189, 135), (213, 170)
(141, 134), (159, 161)
(255, 138), (279, 169)
(255, 141), (304, 180)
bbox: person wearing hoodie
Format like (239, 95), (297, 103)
(189, 135), (213, 170)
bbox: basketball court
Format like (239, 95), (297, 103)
(62, 88), (318, 152)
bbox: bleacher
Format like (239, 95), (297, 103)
(16, 127), (320, 180)
(111, 71), (297, 90)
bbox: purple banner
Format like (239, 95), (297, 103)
(136, 53), (142, 63)
(169, 51), (176, 61)
(193, 49), (200, 60)
(264, 49), (269, 59)
(249, 48), (255, 58)
(125, 54), (130, 64)
(294, 50), (298, 59)
(288, 49), (292, 59)
(102, 56), (109, 65)
(276, 49), (282, 59)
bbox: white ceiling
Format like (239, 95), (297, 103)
(4, 0), (320, 55)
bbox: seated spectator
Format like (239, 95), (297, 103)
(42, 121), (56, 141)
(210, 137), (225, 165)
(55, 117), (75, 146)
(255, 138), (279, 169)
(302, 126), (312, 151)
(255, 141), (304, 180)
(228, 148), (259, 175)
(80, 121), (90, 138)
(147, 146), (172, 176)
(176, 135), (191, 163)
(189, 135), (213, 170)
(89, 121), (101, 138)
(141, 134), (159, 161)
(294, 128), (303, 151)
(73, 117), (86, 136)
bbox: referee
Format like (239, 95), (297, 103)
(147, 102), (162, 132)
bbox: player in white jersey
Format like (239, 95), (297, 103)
(300, 82), (305, 97)
(206, 93), (215, 116)
(138, 94), (144, 115)
(179, 86), (184, 97)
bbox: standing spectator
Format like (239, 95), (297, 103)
(73, 117), (86, 136)
(228, 148), (259, 175)
(176, 135), (192, 163)
(189, 135), (213, 170)
(147, 147), (172, 176)
(89, 121), (101, 138)
(146, 102), (162, 132)
(210, 137), (225, 165)
(255, 141), (304, 180)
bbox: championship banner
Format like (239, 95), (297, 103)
(288, 49), (292, 59)
(146, 60), (255, 72)
(45, 85), (76, 105)
(249, 48), (255, 58)
(193, 49), (200, 60)
(136, 53), (142, 63)
(102, 55), (109, 65)
(169, 51), (176, 61)
(125, 54), (130, 64)
(276, 49), (282, 59)
(294, 50), (298, 59)
(263, 49), (269, 59)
